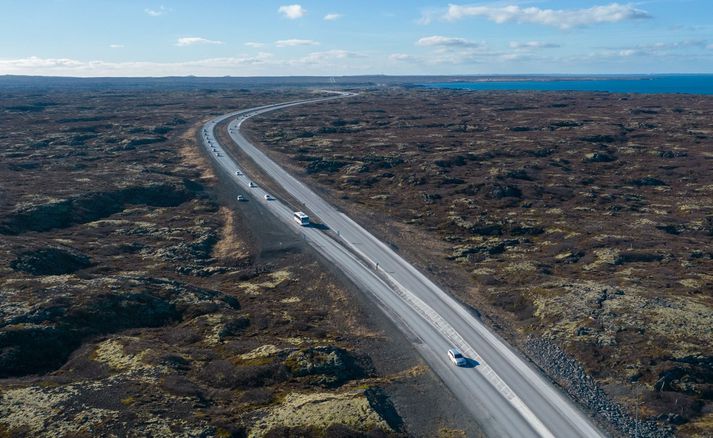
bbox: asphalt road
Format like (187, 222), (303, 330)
(201, 92), (606, 438)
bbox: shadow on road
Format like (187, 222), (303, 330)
(463, 358), (480, 368)
(307, 223), (330, 231)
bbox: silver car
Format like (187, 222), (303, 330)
(448, 348), (466, 367)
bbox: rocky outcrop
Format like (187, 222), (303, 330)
(10, 246), (91, 275)
(524, 337), (672, 438)
(284, 346), (372, 387)
(305, 159), (348, 174)
(0, 276), (239, 377)
(0, 183), (195, 235)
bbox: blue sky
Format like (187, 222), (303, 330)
(1, 1), (712, 76)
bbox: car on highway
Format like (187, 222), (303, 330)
(264, 194), (274, 201)
(448, 348), (467, 367)
(249, 182), (257, 188)
(236, 195), (245, 202)
(235, 170), (242, 176)
(293, 211), (310, 226)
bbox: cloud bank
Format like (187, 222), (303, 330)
(417, 35), (483, 48)
(444, 3), (651, 29)
(275, 39), (319, 47)
(176, 37), (224, 47)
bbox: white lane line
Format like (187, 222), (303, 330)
(339, 211), (602, 436)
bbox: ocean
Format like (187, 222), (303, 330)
(422, 75), (713, 95)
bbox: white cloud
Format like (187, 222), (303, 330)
(618, 49), (639, 57)
(608, 40), (708, 57)
(417, 35), (483, 48)
(444, 3), (651, 29)
(145, 5), (170, 16)
(509, 41), (560, 49)
(296, 50), (362, 64)
(324, 13), (342, 21)
(389, 53), (420, 62)
(278, 4), (306, 19)
(109, 44), (125, 49)
(176, 37), (224, 47)
(275, 39), (319, 47)
(245, 42), (265, 48)
(646, 40), (706, 50)
(0, 54), (277, 77)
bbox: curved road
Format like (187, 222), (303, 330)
(200, 92), (606, 438)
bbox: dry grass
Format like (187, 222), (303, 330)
(178, 123), (217, 184)
(212, 207), (249, 260)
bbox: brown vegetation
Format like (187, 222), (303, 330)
(245, 88), (713, 436)
(0, 87), (470, 437)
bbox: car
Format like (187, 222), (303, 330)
(448, 348), (467, 367)
(236, 195), (245, 201)
(235, 170), (242, 176)
(264, 194), (274, 201)
(248, 182), (257, 188)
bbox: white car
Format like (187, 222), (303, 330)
(236, 195), (245, 202)
(249, 182), (257, 188)
(264, 194), (274, 201)
(448, 348), (467, 367)
(235, 170), (242, 176)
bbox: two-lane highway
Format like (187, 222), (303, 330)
(200, 92), (606, 438)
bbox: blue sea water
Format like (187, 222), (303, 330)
(423, 75), (713, 95)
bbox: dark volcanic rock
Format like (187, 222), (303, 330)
(658, 150), (687, 158)
(488, 184), (522, 199)
(0, 277), (239, 378)
(0, 326), (81, 377)
(305, 158), (347, 174)
(524, 337), (672, 438)
(0, 183), (194, 235)
(654, 356), (713, 398)
(284, 346), (371, 387)
(579, 134), (621, 143)
(10, 246), (91, 275)
(614, 252), (664, 265)
(657, 224), (686, 235)
(628, 177), (667, 187)
(584, 151), (617, 163)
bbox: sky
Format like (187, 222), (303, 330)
(1, 0), (712, 77)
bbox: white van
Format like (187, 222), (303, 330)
(293, 212), (310, 226)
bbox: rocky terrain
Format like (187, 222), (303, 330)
(0, 86), (477, 437)
(244, 88), (713, 437)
